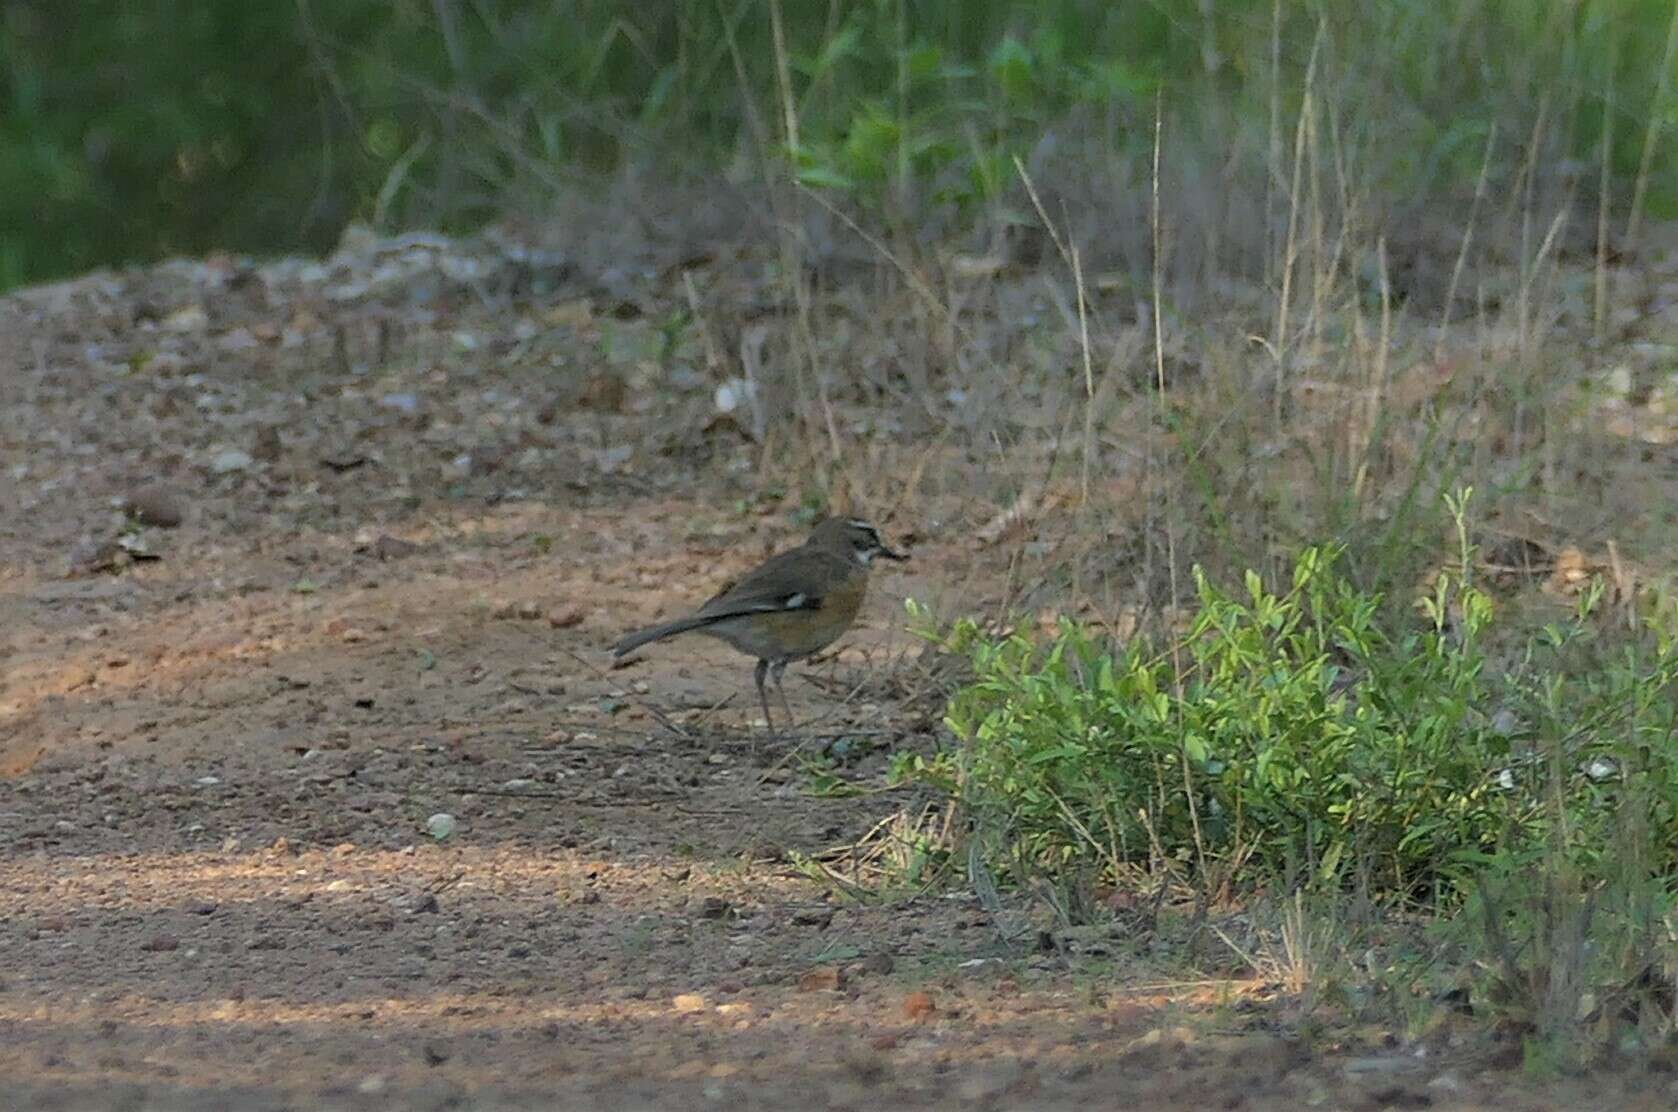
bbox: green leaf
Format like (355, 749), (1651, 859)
(988, 35), (1034, 102)
(801, 23), (862, 80)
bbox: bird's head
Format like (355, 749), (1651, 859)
(810, 517), (908, 565)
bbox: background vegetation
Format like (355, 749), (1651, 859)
(3, 0), (1675, 290)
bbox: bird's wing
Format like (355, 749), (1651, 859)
(694, 548), (843, 619)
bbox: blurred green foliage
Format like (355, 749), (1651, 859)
(2, 0), (1674, 290)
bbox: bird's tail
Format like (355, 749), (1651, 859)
(610, 614), (719, 657)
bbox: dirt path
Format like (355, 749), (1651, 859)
(5, 520), (1650, 1112)
(3, 240), (1674, 1110)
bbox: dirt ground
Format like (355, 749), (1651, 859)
(3, 234), (1676, 1111)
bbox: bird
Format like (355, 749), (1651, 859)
(610, 517), (908, 729)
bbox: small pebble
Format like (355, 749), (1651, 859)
(123, 484), (187, 527)
(902, 991), (937, 1022)
(210, 449), (254, 474)
(547, 605), (586, 628)
(797, 966), (845, 993)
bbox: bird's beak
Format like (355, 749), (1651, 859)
(878, 544), (909, 561)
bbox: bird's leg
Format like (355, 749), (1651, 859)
(754, 658), (775, 733)
(770, 659), (795, 731)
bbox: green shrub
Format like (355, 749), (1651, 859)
(901, 499), (1678, 914)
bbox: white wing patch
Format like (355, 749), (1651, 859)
(783, 592), (807, 609)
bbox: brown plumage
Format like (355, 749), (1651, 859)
(611, 517), (907, 728)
